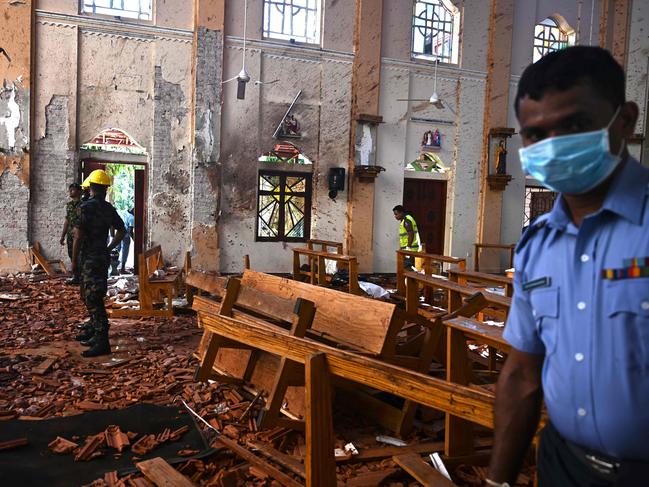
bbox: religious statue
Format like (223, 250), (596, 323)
(495, 139), (507, 174)
(422, 129), (441, 149)
(277, 114), (301, 137)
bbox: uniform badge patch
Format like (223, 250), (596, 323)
(522, 276), (551, 291)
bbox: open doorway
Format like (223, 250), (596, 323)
(403, 178), (447, 255)
(81, 160), (147, 273)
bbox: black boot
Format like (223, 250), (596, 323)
(76, 320), (93, 330)
(75, 328), (95, 342)
(81, 333), (111, 357)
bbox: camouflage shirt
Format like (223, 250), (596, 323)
(79, 197), (125, 256)
(65, 199), (82, 237)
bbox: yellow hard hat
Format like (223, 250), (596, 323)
(81, 176), (91, 189)
(86, 169), (112, 186)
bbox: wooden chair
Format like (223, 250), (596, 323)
(29, 242), (68, 276)
(110, 245), (180, 318)
(448, 268), (514, 297)
(292, 247), (360, 295)
(473, 243), (515, 274)
(395, 249), (466, 297)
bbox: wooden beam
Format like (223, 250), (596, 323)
(136, 457), (195, 487)
(246, 440), (306, 478)
(215, 435), (302, 487)
(199, 313), (495, 428)
(305, 353), (336, 487)
(393, 453), (458, 486)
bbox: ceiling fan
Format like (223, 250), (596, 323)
(222, 0), (278, 100)
(397, 59), (455, 114)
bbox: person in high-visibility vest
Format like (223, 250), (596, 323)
(393, 205), (421, 268)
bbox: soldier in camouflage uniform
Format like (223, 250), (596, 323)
(60, 183), (83, 284)
(72, 169), (125, 357)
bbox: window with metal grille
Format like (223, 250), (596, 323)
(82, 0), (152, 20)
(263, 0), (321, 45)
(411, 0), (460, 64)
(523, 186), (557, 227)
(257, 171), (312, 242)
(533, 17), (575, 62)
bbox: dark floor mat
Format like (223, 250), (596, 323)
(0, 403), (216, 487)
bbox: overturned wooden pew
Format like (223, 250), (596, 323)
(193, 269), (446, 436)
(197, 311), (494, 486)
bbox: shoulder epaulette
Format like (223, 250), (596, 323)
(515, 216), (548, 254)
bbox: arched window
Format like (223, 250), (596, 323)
(533, 16), (575, 62)
(411, 0), (460, 64)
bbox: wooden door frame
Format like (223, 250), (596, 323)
(80, 159), (148, 271)
(402, 177), (447, 256)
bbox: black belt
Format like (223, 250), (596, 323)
(549, 423), (649, 482)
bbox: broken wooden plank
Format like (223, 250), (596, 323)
(337, 441), (444, 464)
(305, 352), (336, 487)
(0, 438), (28, 451)
(214, 435), (302, 487)
(136, 457), (195, 487)
(246, 440), (305, 478)
(32, 357), (57, 375)
(346, 468), (400, 486)
(393, 453), (458, 486)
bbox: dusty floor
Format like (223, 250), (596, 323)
(0, 274), (532, 486)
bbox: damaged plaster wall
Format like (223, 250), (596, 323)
(26, 4), (196, 270)
(219, 0), (354, 273)
(191, 27), (223, 271)
(0, 0), (32, 272)
(373, 0), (489, 272)
(31, 96), (76, 258)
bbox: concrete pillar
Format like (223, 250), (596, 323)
(0, 0), (32, 271)
(476, 0), (515, 256)
(346, 0), (383, 272)
(191, 0), (225, 271)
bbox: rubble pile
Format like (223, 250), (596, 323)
(0, 274), (533, 486)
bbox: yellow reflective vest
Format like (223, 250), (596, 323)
(399, 214), (421, 251)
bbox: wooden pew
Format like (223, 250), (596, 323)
(306, 239), (343, 254)
(473, 243), (515, 274)
(292, 247), (360, 295)
(396, 250), (466, 296)
(110, 245), (180, 318)
(195, 270), (433, 435)
(29, 242), (68, 276)
(448, 268), (514, 297)
(197, 311), (499, 485)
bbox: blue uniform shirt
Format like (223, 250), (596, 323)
(504, 158), (649, 461)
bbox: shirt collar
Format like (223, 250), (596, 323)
(546, 157), (648, 229)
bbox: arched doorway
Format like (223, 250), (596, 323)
(79, 128), (148, 273)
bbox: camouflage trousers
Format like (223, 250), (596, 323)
(66, 234), (81, 280)
(79, 252), (110, 334)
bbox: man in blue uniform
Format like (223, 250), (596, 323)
(72, 169), (125, 358)
(487, 46), (647, 486)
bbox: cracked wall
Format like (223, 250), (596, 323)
(191, 27), (223, 271)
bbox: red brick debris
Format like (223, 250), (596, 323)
(0, 273), (535, 486)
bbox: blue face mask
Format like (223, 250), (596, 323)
(519, 107), (623, 194)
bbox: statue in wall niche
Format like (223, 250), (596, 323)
(278, 114), (301, 137)
(495, 139), (507, 174)
(422, 129), (441, 150)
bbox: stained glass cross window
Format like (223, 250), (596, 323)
(533, 17), (574, 62)
(257, 171), (312, 242)
(411, 0), (459, 64)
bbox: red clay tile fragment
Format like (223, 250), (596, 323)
(105, 425), (130, 453)
(104, 471), (125, 487)
(74, 433), (105, 461)
(131, 434), (159, 456)
(48, 436), (78, 454)
(169, 425), (190, 441)
(177, 449), (199, 456)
